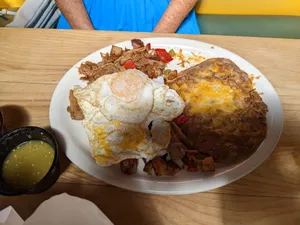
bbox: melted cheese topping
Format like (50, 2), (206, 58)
(173, 79), (241, 115)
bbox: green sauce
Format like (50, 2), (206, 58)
(2, 140), (55, 190)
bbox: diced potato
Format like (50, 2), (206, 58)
(143, 160), (153, 175)
(120, 159), (138, 175)
(167, 161), (181, 176)
(152, 157), (168, 176)
(152, 156), (181, 176)
(201, 157), (215, 172)
(167, 70), (178, 81)
(110, 45), (123, 56)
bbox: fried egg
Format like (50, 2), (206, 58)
(73, 69), (184, 166)
(74, 69), (153, 124)
(150, 86), (185, 121)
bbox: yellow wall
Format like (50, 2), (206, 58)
(195, 0), (300, 16)
(1, 0), (300, 16)
(0, 0), (24, 8)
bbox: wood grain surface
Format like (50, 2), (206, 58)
(1, 28), (300, 225)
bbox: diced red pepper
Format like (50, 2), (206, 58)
(123, 59), (137, 69)
(174, 114), (189, 125)
(182, 154), (198, 172)
(155, 48), (173, 63)
(146, 43), (151, 50)
(187, 166), (198, 172)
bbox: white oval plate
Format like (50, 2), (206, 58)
(50, 37), (283, 195)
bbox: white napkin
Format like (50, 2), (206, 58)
(0, 206), (23, 225)
(0, 193), (114, 225)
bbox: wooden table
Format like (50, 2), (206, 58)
(1, 28), (300, 225)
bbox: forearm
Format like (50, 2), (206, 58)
(154, 0), (198, 33)
(56, 0), (94, 29)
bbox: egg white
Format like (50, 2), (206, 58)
(73, 69), (184, 166)
(149, 86), (185, 121)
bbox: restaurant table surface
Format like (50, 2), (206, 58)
(0, 28), (300, 225)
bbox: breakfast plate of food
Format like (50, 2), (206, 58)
(49, 37), (283, 194)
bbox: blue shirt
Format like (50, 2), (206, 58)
(57, 0), (200, 34)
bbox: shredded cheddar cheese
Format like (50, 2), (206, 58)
(174, 49), (206, 68)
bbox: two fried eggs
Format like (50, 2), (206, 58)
(73, 69), (184, 166)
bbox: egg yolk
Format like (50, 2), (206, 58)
(110, 70), (146, 102)
(92, 120), (146, 161)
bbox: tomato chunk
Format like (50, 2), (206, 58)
(155, 48), (173, 63)
(174, 114), (189, 125)
(187, 166), (198, 172)
(146, 43), (151, 50)
(123, 59), (137, 69)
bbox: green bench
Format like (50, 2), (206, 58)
(197, 15), (300, 39)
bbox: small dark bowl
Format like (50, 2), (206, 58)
(0, 126), (60, 196)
